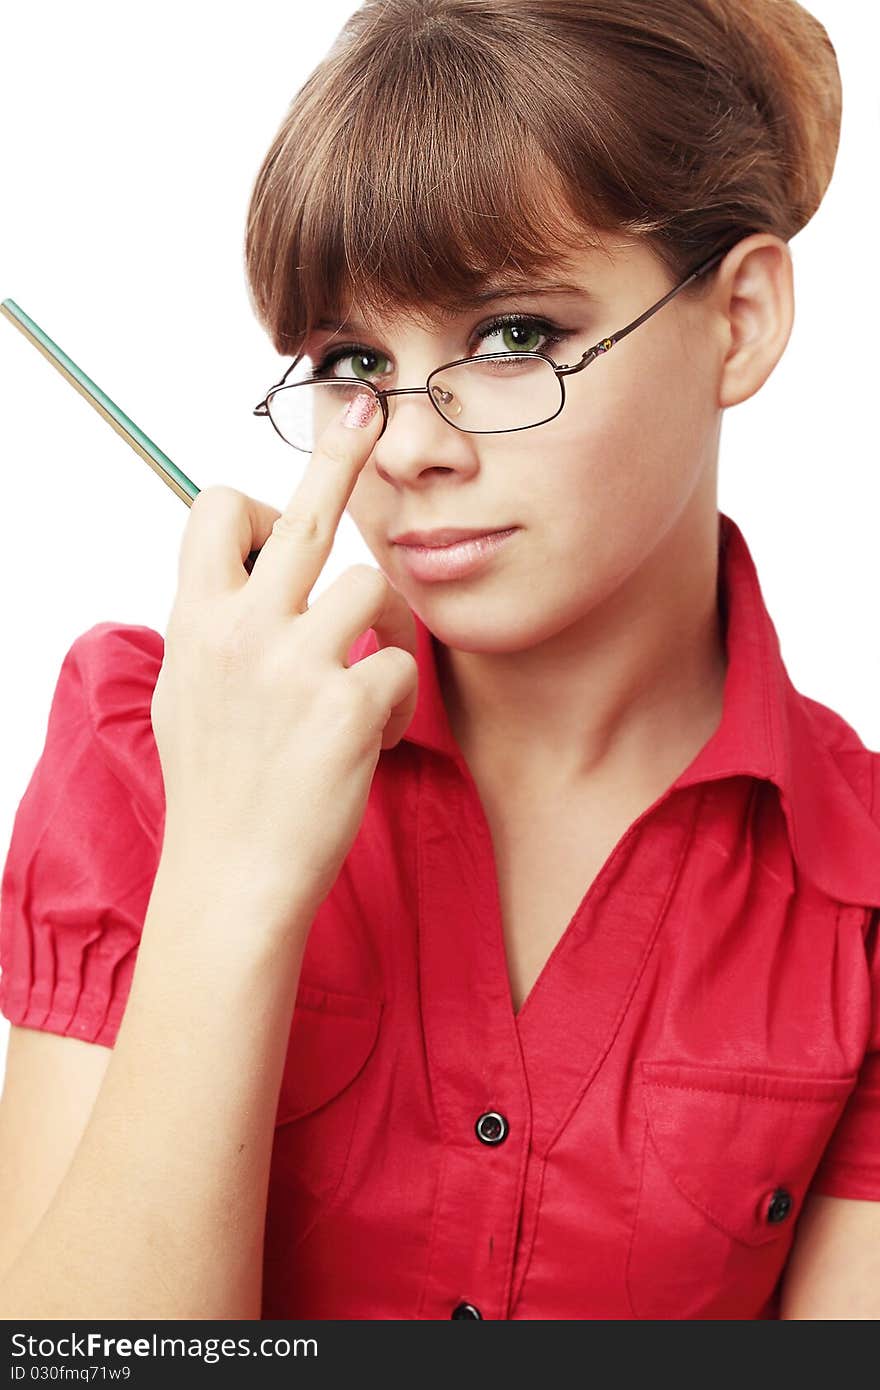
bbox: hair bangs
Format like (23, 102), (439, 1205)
(245, 0), (841, 363)
(246, 22), (611, 360)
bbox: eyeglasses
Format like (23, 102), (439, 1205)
(253, 240), (738, 453)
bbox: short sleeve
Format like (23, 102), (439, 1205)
(808, 907), (880, 1201)
(0, 622), (166, 1049)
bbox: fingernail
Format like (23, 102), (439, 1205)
(342, 391), (379, 429)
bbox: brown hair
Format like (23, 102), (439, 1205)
(243, 0), (842, 359)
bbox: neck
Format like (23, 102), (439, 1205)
(435, 501), (728, 800)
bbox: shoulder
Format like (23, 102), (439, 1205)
(1, 625), (166, 1043)
(798, 691), (880, 820)
(63, 620), (164, 704)
(50, 621), (166, 837)
(800, 691), (878, 761)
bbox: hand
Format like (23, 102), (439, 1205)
(150, 390), (417, 932)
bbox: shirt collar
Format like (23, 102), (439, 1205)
(351, 511), (880, 904)
(673, 513), (880, 904)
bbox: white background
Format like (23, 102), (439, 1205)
(0, 0), (878, 1077)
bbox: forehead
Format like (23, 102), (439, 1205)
(312, 241), (635, 336)
(313, 283), (585, 334)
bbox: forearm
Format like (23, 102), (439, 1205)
(0, 859), (309, 1320)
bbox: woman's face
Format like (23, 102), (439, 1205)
(319, 234), (729, 653)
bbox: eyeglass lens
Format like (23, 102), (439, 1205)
(267, 355), (564, 452)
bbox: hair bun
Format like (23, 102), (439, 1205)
(716, 0), (842, 236)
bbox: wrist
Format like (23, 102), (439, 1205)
(147, 839), (317, 967)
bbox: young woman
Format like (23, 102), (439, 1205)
(0, 0), (877, 1321)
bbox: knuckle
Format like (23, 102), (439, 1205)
(319, 676), (359, 733)
(390, 645), (419, 681)
(345, 563), (387, 597)
(185, 599), (260, 673)
(270, 508), (327, 546)
(334, 670), (372, 722)
(213, 618), (265, 673)
(211, 634), (250, 675)
(191, 484), (241, 514)
(317, 434), (354, 468)
(371, 644), (417, 695)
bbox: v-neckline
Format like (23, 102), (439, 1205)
(416, 748), (705, 1152)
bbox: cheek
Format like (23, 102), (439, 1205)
(530, 387), (667, 528)
(530, 372), (709, 575)
(345, 471), (384, 539)
(580, 352), (710, 512)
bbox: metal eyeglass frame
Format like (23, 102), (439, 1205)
(253, 238), (738, 449)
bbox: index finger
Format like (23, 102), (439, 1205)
(245, 389), (384, 613)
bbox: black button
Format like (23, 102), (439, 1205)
(766, 1187), (793, 1223)
(451, 1302), (483, 1319)
(475, 1111), (509, 1145)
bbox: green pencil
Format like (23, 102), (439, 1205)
(1, 297), (261, 569)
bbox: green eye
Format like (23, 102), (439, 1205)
(502, 322), (540, 352)
(309, 313), (569, 381)
(349, 350), (390, 382)
(308, 347), (391, 382)
(476, 314), (564, 358)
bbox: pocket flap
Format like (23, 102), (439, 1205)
(276, 983), (383, 1125)
(639, 1059), (856, 1246)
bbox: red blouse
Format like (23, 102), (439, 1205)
(2, 510), (880, 1320)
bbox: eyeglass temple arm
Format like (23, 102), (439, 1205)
(254, 351), (308, 414)
(252, 242), (736, 403)
(559, 244), (732, 376)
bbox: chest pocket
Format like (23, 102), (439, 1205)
(265, 984), (383, 1263)
(625, 1059), (856, 1320)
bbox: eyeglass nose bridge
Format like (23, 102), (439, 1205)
(376, 385), (431, 401)
(365, 381), (456, 433)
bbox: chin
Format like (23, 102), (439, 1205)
(416, 602), (552, 656)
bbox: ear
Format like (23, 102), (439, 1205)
(712, 234), (795, 409)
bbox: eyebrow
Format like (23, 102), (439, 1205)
(313, 281), (595, 333)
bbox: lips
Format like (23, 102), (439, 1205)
(393, 526), (519, 582)
(391, 526), (517, 547)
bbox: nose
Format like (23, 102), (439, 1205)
(370, 382), (476, 479)
(376, 384), (433, 437)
